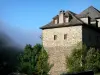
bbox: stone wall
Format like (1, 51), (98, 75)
(42, 26), (82, 75)
(42, 26), (82, 47)
(82, 26), (100, 48)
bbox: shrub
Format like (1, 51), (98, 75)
(85, 48), (100, 73)
(66, 44), (100, 73)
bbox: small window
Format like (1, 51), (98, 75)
(54, 35), (57, 40)
(55, 19), (57, 24)
(65, 18), (68, 23)
(64, 34), (67, 40)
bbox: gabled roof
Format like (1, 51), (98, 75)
(40, 11), (84, 29)
(53, 10), (77, 19)
(66, 11), (84, 25)
(40, 6), (100, 30)
(76, 6), (100, 19)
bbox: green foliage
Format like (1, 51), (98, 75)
(66, 45), (85, 73)
(66, 44), (100, 73)
(85, 48), (100, 73)
(18, 44), (34, 75)
(36, 47), (53, 75)
(18, 44), (52, 75)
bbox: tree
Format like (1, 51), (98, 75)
(18, 44), (34, 75)
(18, 44), (52, 75)
(36, 47), (53, 75)
(66, 44), (100, 73)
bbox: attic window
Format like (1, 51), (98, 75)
(55, 19), (58, 24)
(54, 35), (57, 40)
(64, 34), (67, 40)
(65, 17), (69, 23)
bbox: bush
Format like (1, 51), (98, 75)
(66, 44), (100, 73)
(85, 48), (100, 73)
(66, 45), (87, 73)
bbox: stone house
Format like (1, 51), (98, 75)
(40, 6), (100, 75)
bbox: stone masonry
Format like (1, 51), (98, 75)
(42, 26), (82, 75)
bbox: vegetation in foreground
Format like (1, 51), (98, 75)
(0, 33), (53, 75)
(66, 44), (100, 74)
(18, 44), (53, 75)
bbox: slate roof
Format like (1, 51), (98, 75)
(76, 6), (100, 19)
(64, 10), (77, 17)
(53, 11), (77, 19)
(40, 11), (85, 29)
(40, 6), (100, 29)
(53, 15), (59, 19)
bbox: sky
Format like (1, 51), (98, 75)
(0, 0), (100, 47)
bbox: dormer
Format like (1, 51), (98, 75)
(52, 10), (75, 24)
(55, 19), (58, 24)
(64, 13), (72, 23)
(80, 16), (90, 24)
(91, 19), (98, 27)
(53, 15), (59, 24)
(96, 17), (100, 27)
(91, 19), (96, 24)
(65, 17), (69, 23)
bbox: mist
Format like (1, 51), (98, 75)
(0, 21), (41, 74)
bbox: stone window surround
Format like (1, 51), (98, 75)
(54, 35), (57, 40)
(64, 34), (67, 40)
(53, 34), (68, 40)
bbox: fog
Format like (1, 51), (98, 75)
(0, 21), (41, 47)
(0, 21), (41, 74)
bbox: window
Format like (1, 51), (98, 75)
(55, 19), (57, 24)
(54, 35), (57, 40)
(64, 34), (67, 40)
(65, 18), (68, 23)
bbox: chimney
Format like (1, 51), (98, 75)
(59, 10), (65, 24)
